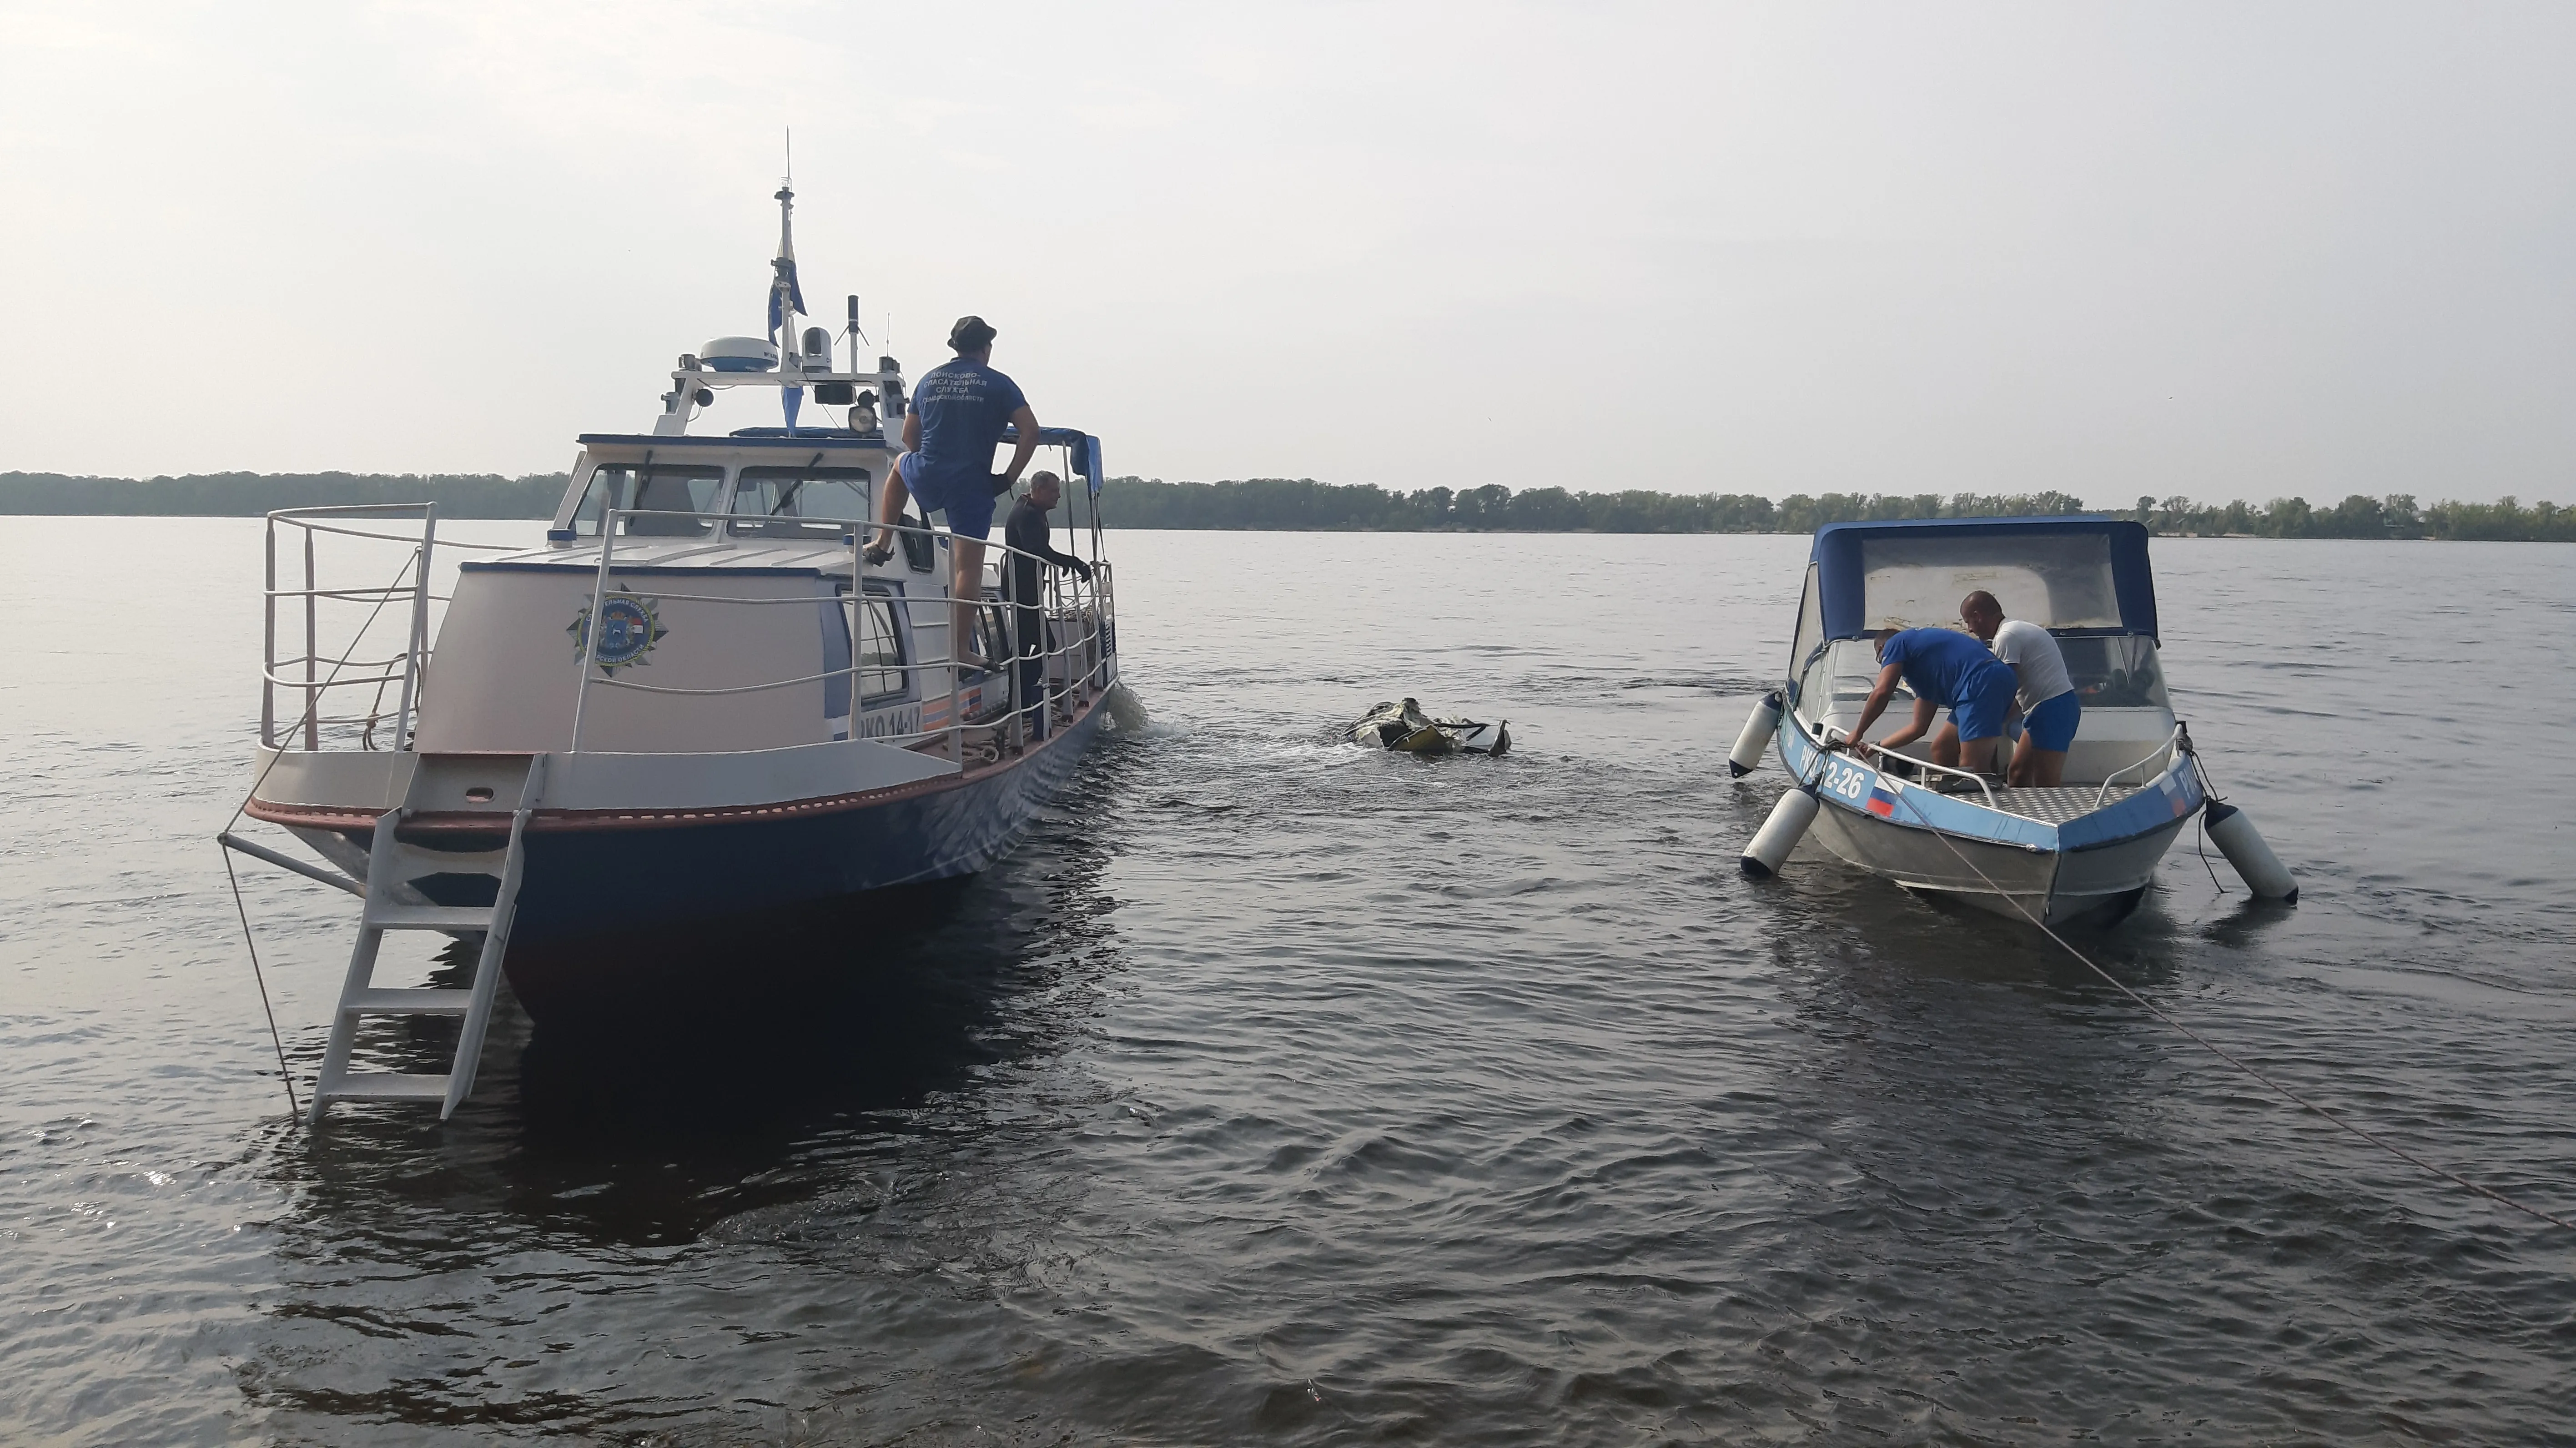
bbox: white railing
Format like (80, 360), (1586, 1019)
(260, 504), (517, 752)
(1813, 723), (2000, 809)
(566, 508), (1117, 772)
(2092, 724), (2185, 809)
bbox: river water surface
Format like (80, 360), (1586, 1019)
(2, 521), (2572, 1445)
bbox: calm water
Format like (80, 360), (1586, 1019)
(3, 520), (2572, 1445)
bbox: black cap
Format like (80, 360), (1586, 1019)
(948, 316), (996, 352)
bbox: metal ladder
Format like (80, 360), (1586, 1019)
(308, 753), (546, 1124)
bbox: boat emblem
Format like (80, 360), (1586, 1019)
(568, 591), (669, 673)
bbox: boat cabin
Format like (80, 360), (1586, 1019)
(403, 423), (1109, 763)
(1784, 517), (2173, 784)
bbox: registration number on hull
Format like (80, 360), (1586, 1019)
(1818, 756), (1899, 818)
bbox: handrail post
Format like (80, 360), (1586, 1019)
(302, 527), (320, 751)
(1096, 560), (1115, 696)
(1006, 608), (1025, 755)
(1003, 538), (1026, 754)
(261, 516), (277, 749)
(568, 510), (619, 756)
(948, 620), (964, 770)
(395, 507), (434, 751)
(845, 530), (864, 740)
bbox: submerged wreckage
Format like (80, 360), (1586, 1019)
(1348, 699), (1510, 756)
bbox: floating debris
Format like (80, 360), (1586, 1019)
(1348, 698), (1510, 756)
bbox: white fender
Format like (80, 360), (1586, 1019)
(2205, 800), (2297, 902)
(1730, 691), (1784, 778)
(1740, 787), (1819, 879)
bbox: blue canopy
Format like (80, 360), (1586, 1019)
(1811, 516), (2158, 640)
(1001, 426), (1107, 497)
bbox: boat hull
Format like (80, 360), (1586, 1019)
(261, 701), (1107, 1024)
(1806, 801), (2187, 926)
(1777, 720), (2197, 929)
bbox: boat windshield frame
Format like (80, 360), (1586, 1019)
(1807, 516), (2158, 643)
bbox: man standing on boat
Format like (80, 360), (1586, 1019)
(1958, 590), (2080, 787)
(1003, 469), (1092, 740)
(866, 316), (1040, 668)
(1846, 626), (2020, 782)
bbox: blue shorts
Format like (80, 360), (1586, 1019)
(896, 453), (996, 539)
(1946, 669), (2019, 743)
(2013, 690), (2081, 753)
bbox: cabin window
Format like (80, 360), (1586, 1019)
(569, 465), (721, 537)
(729, 467), (872, 538)
(2056, 635), (2172, 710)
(962, 602), (1019, 675)
(1786, 563), (1824, 701)
(1859, 533), (2120, 631)
(1816, 638), (1906, 711)
(857, 593), (908, 699)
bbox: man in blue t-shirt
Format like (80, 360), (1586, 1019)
(1845, 626), (2022, 781)
(866, 315), (1041, 668)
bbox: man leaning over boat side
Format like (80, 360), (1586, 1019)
(1003, 470), (1093, 741)
(1958, 590), (2080, 788)
(865, 315), (1040, 669)
(1846, 625), (2020, 785)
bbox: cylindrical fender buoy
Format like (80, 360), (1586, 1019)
(2205, 800), (2297, 902)
(1730, 690), (1784, 778)
(1741, 787), (1820, 878)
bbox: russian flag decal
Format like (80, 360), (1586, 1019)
(1866, 785), (1898, 818)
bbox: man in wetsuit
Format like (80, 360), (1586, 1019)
(1846, 625), (2021, 781)
(1001, 470), (1094, 739)
(865, 316), (1039, 668)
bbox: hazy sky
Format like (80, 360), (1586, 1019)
(5, 2), (2571, 506)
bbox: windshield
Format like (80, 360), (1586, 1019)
(729, 467), (873, 538)
(1858, 532), (2120, 631)
(2058, 634), (2171, 709)
(569, 465), (721, 537)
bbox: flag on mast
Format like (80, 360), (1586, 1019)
(767, 182), (806, 338)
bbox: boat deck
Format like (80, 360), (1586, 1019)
(1994, 783), (2138, 824)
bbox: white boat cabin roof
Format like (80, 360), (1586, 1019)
(477, 426), (1102, 580)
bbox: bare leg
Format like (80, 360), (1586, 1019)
(1929, 721), (1962, 768)
(2026, 749), (2068, 787)
(950, 535), (991, 668)
(869, 466), (911, 555)
(1960, 736), (2001, 774)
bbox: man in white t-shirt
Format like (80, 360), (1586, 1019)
(1958, 589), (2081, 786)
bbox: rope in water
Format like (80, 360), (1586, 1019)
(1851, 746), (2574, 1233)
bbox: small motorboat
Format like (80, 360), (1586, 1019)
(1730, 516), (2295, 925)
(1349, 698), (1510, 755)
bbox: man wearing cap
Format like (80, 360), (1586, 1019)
(866, 316), (1039, 669)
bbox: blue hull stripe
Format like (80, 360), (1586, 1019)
(1777, 724), (2199, 851)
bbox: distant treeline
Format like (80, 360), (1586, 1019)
(1098, 477), (2576, 540)
(7, 470), (2572, 540)
(2121, 492), (2576, 541)
(1096, 478), (2098, 533)
(0, 471), (567, 518)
